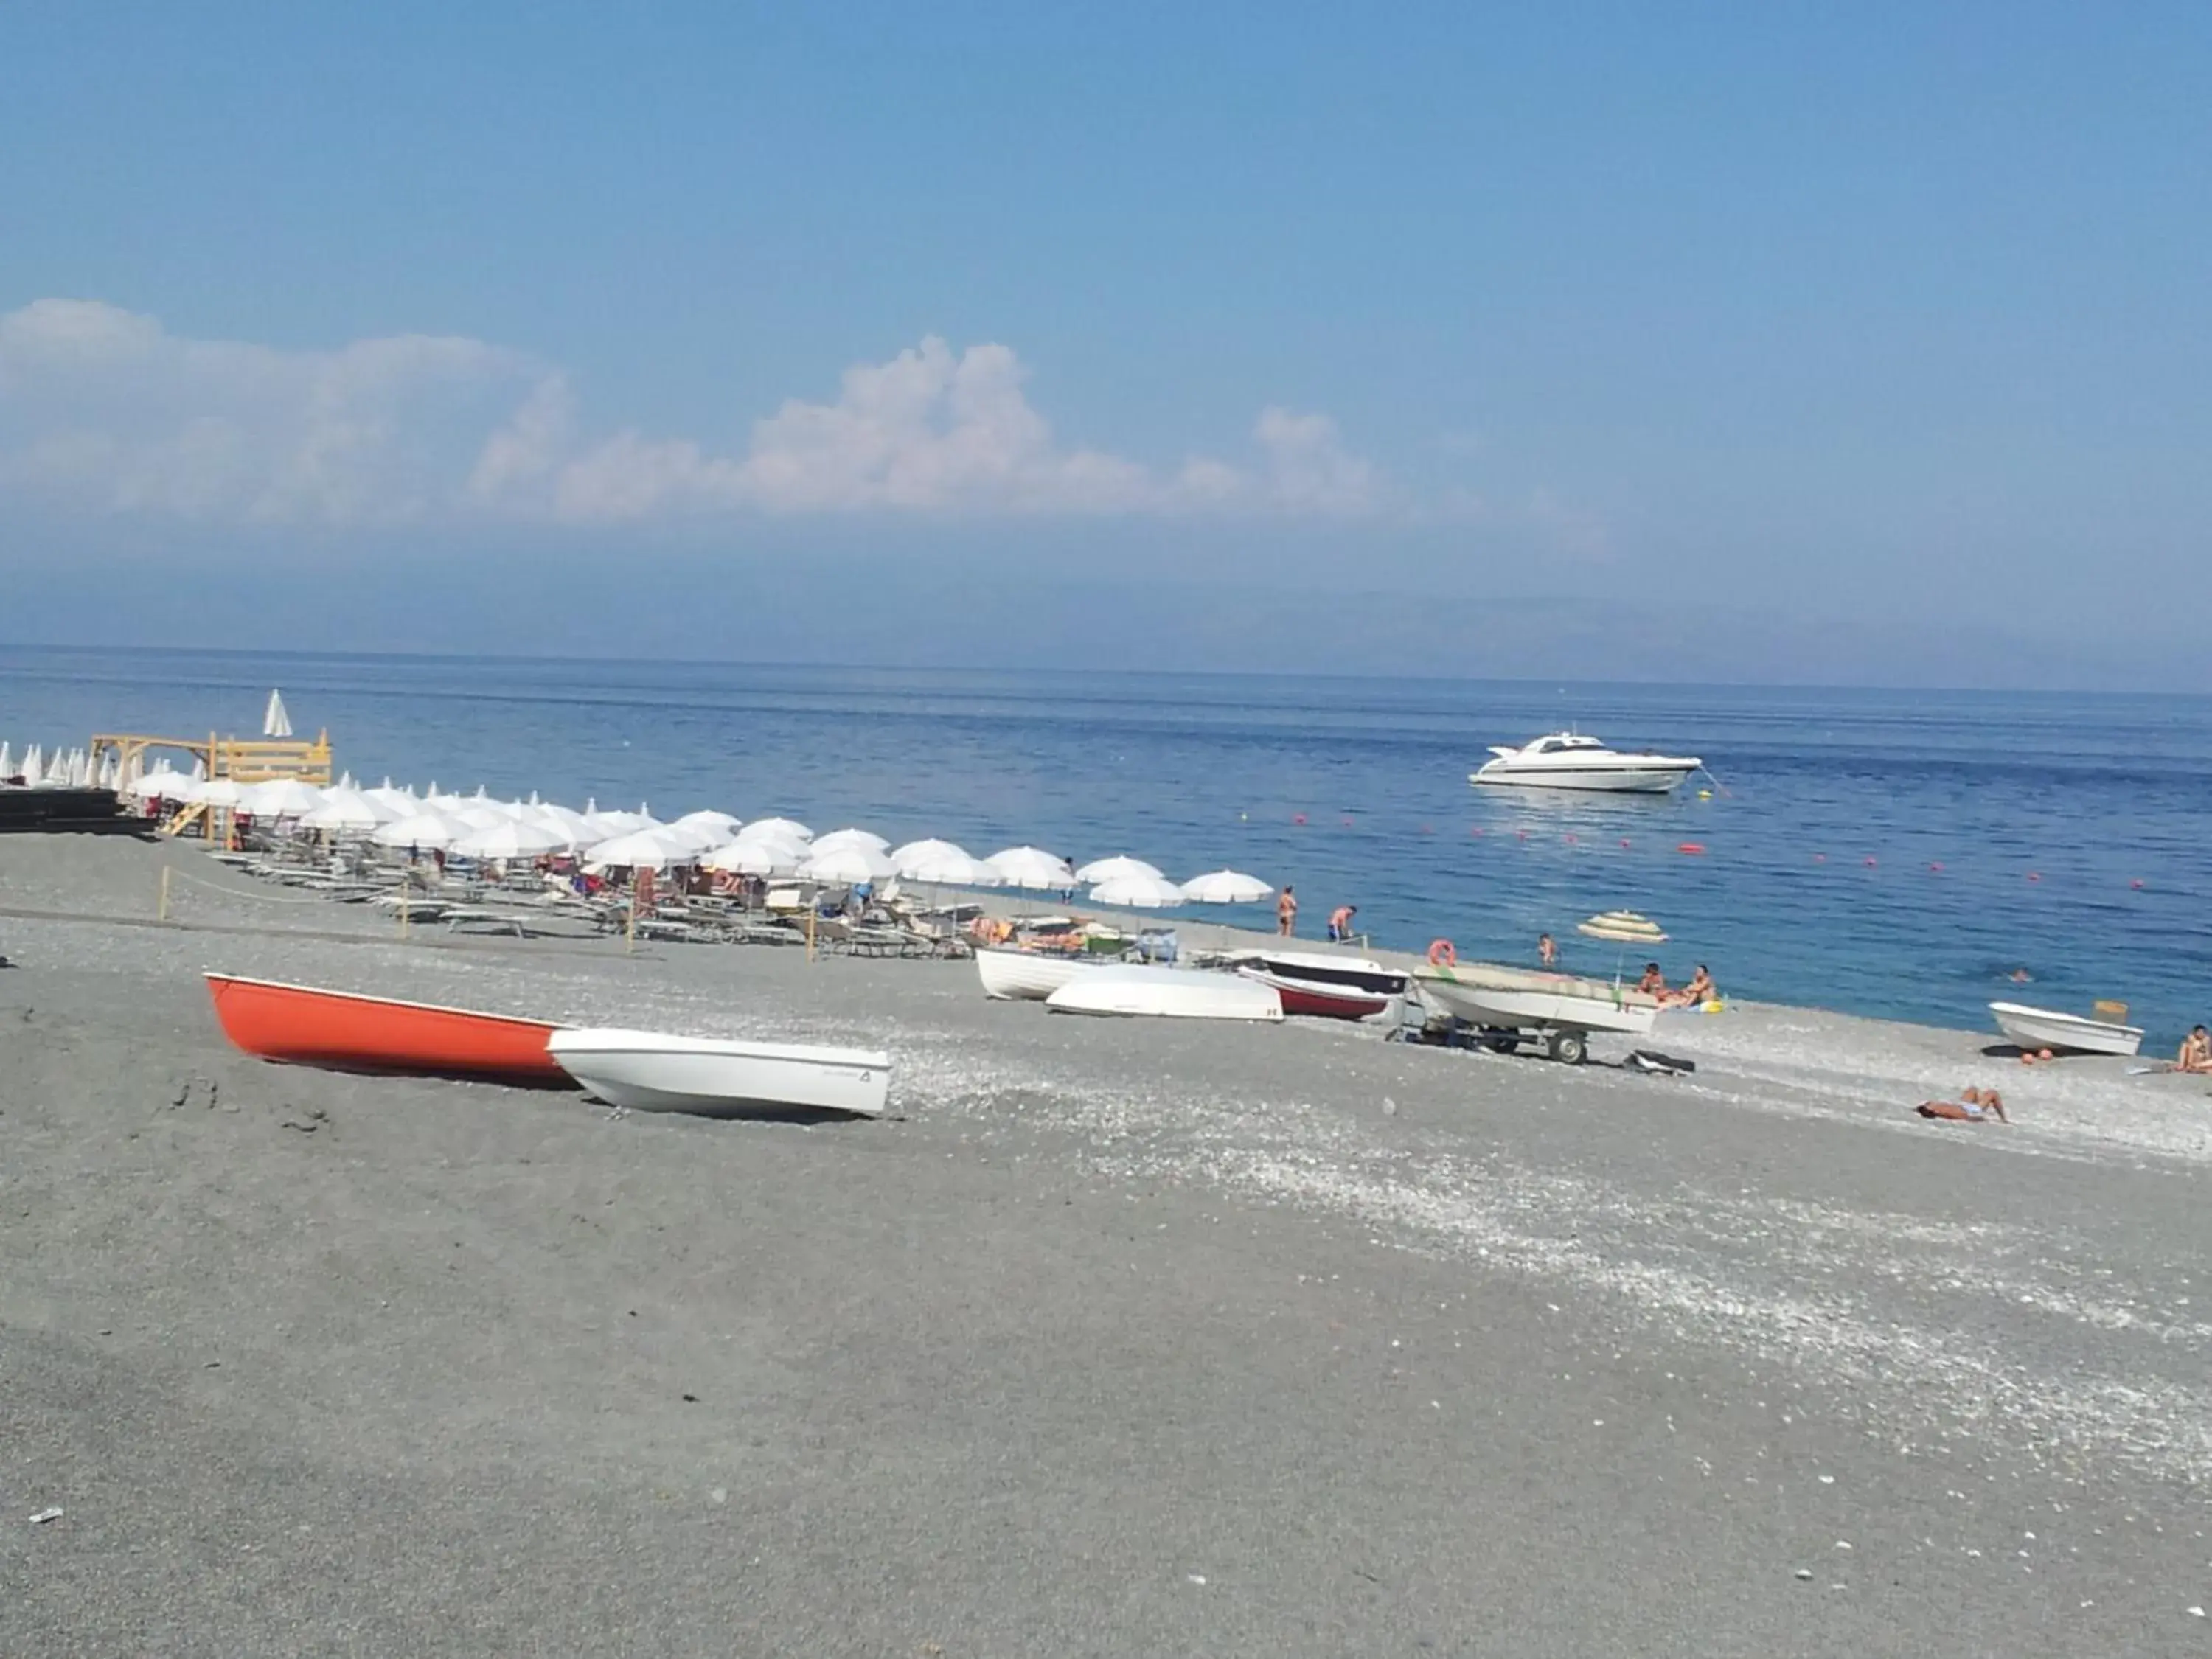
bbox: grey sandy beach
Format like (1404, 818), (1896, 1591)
(4, 836), (2211, 1655)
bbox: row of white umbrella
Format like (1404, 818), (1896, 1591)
(111, 765), (1278, 908)
(1, 742), (122, 790)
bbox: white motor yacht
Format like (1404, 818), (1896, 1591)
(1470, 731), (1701, 794)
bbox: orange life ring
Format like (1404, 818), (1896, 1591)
(1427, 939), (1457, 967)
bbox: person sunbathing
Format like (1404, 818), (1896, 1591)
(1666, 965), (1717, 1006)
(1916, 1085), (2008, 1124)
(2176, 1025), (2212, 1074)
(1637, 962), (1667, 996)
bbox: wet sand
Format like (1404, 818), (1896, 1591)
(4, 836), (2209, 1655)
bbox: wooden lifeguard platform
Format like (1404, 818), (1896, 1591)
(92, 730), (333, 838)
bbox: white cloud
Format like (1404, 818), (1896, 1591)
(1, 300), (1387, 527)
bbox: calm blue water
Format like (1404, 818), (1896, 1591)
(4, 645), (2208, 1047)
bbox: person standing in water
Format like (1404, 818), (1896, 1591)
(1538, 933), (1557, 968)
(1327, 903), (1356, 942)
(1276, 886), (1298, 936)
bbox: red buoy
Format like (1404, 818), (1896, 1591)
(1864, 857), (1878, 867)
(1813, 853), (1827, 863)
(1564, 833), (1578, 845)
(2027, 872), (2041, 883)
(1292, 813), (1307, 825)
(1677, 842), (1706, 855)
(2132, 879), (2145, 889)
(1419, 824), (1434, 835)
(1619, 838), (1631, 849)
(1929, 862), (1943, 872)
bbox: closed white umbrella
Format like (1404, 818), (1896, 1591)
(1089, 872), (1189, 909)
(1180, 869), (1273, 905)
(985, 846), (1077, 890)
(0, 743), (10, 779)
(20, 746), (43, 788)
(240, 778), (325, 817)
(900, 849), (1001, 886)
(454, 819), (567, 860)
(262, 689), (292, 737)
(798, 844), (897, 884)
(372, 809), (465, 851)
(1075, 854), (1166, 883)
(811, 827), (889, 857)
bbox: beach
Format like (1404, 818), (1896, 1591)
(4, 834), (2211, 1655)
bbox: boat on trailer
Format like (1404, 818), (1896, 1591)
(1410, 962), (1659, 1064)
(548, 1029), (891, 1116)
(1046, 965), (1284, 1022)
(1989, 1001), (2143, 1058)
(1228, 951), (1406, 1020)
(204, 971), (567, 1081)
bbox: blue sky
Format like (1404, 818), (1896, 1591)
(3, 3), (2207, 686)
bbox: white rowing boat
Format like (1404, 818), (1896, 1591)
(547, 1029), (891, 1117)
(1045, 965), (1284, 1022)
(975, 946), (1103, 1001)
(1989, 1001), (2143, 1058)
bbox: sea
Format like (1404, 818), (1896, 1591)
(3, 644), (2208, 1048)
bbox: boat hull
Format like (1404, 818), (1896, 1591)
(1046, 967), (1283, 1021)
(1989, 1001), (2143, 1057)
(975, 947), (1097, 1001)
(1412, 964), (1659, 1037)
(1235, 962), (1402, 1020)
(204, 972), (566, 1080)
(549, 1029), (891, 1116)
(1470, 762), (1697, 794)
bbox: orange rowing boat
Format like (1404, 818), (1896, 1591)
(204, 972), (567, 1081)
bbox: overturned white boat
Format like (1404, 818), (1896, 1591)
(1470, 732), (1700, 794)
(1411, 962), (1658, 1063)
(1046, 966), (1283, 1022)
(547, 1029), (891, 1117)
(1989, 1001), (2143, 1058)
(975, 946), (1105, 1001)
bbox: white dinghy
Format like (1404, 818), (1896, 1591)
(548, 1029), (891, 1117)
(1045, 966), (1283, 1022)
(1989, 1001), (2143, 1058)
(975, 947), (1107, 1001)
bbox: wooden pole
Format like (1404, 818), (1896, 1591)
(625, 896), (636, 955)
(157, 865), (172, 922)
(398, 883), (409, 939)
(805, 907), (816, 963)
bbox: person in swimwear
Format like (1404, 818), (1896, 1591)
(1327, 903), (1357, 942)
(1667, 964), (1717, 1006)
(1916, 1086), (2008, 1123)
(2176, 1025), (2212, 1074)
(1538, 933), (1557, 968)
(1637, 962), (1666, 997)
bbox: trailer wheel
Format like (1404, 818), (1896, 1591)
(1547, 1029), (1587, 1065)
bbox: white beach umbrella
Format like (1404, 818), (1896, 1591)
(454, 819), (567, 860)
(240, 778), (325, 817)
(448, 802), (513, 831)
(372, 809), (465, 851)
(1074, 854), (1166, 884)
(300, 787), (386, 831)
(985, 846), (1077, 890)
(1180, 869), (1273, 905)
(701, 840), (804, 877)
(798, 844), (897, 884)
(193, 777), (247, 809)
(97, 751), (119, 789)
(670, 809), (744, 842)
(585, 828), (694, 871)
(1089, 872), (1189, 909)
(900, 849), (1002, 887)
(125, 766), (195, 801)
(893, 838), (974, 876)
(811, 827), (890, 857)
(745, 816), (813, 843)
(364, 780), (417, 815)
(655, 820), (725, 855)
